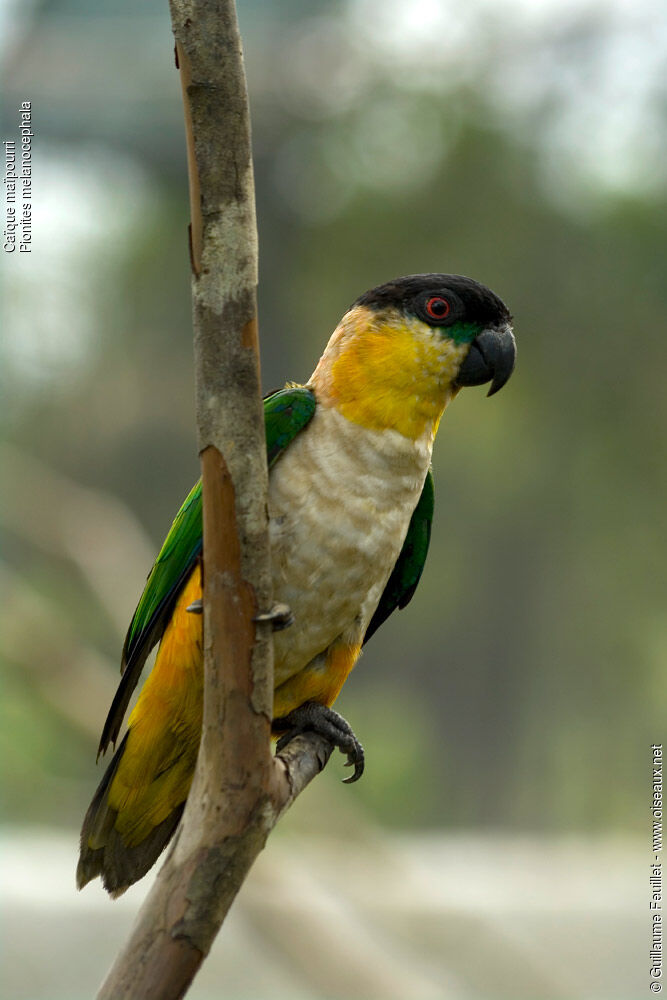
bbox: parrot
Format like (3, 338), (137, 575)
(77, 273), (515, 896)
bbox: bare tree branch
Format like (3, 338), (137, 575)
(95, 3), (332, 997)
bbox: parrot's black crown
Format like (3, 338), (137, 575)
(353, 273), (512, 329)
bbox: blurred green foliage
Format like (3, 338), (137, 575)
(1, 0), (665, 835)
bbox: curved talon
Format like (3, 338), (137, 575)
(274, 702), (364, 783)
(342, 747), (364, 784)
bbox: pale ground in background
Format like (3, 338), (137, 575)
(2, 828), (640, 1000)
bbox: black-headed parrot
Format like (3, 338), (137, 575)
(77, 273), (516, 895)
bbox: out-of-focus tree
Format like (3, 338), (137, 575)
(2, 0), (665, 834)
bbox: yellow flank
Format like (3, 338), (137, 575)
(311, 305), (467, 440)
(106, 568), (362, 846)
(107, 567), (204, 847)
(273, 640), (362, 719)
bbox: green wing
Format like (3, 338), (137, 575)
(264, 384), (317, 466)
(98, 386), (317, 756)
(122, 480), (202, 673)
(363, 470), (434, 644)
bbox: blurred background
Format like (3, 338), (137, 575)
(1, 0), (665, 996)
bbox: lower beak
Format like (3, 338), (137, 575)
(455, 323), (516, 397)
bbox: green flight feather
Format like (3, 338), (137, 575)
(363, 469), (434, 644)
(98, 386), (317, 757)
(123, 480), (202, 671)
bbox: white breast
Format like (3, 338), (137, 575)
(268, 405), (432, 684)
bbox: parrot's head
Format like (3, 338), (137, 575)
(311, 273), (516, 441)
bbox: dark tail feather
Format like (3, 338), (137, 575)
(77, 734), (184, 897)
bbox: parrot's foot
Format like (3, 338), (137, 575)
(253, 603), (295, 632)
(274, 702), (364, 783)
(187, 600), (294, 631)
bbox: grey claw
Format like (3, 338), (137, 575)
(187, 599), (203, 614)
(273, 702), (364, 783)
(342, 761), (364, 784)
(341, 745), (364, 783)
(253, 603), (294, 631)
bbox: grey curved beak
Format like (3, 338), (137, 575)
(455, 323), (516, 397)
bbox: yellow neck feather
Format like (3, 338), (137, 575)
(310, 305), (465, 440)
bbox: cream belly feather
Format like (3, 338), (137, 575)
(268, 404), (433, 688)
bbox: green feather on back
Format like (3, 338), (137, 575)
(265, 384), (318, 466)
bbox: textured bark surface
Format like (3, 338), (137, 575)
(95, 3), (332, 998)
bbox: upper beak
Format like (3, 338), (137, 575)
(455, 323), (516, 397)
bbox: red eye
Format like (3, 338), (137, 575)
(425, 296), (450, 320)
